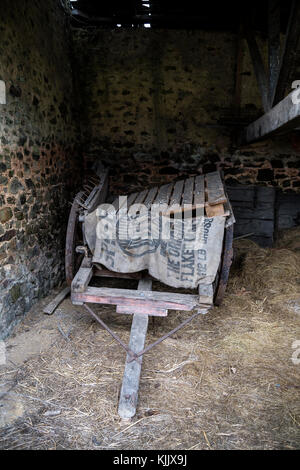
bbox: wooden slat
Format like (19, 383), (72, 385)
(72, 286), (199, 311)
(116, 305), (167, 316)
(43, 287), (70, 315)
(154, 183), (173, 205)
(134, 189), (148, 205)
(143, 187), (158, 208)
(198, 283), (214, 305)
(94, 268), (144, 280)
(112, 192), (138, 215)
(71, 265), (93, 293)
(193, 175), (205, 216)
(205, 171), (227, 206)
(125, 192), (138, 210)
(169, 179), (184, 206)
(181, 177), (194, 206)
(118, 278), (151, 419)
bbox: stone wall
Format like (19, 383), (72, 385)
(73, 28), (300, 196)
(0, 0), (82, 338)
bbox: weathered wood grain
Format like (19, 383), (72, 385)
(205, 203), (225, 217)
(72, 286), (199, 310)
(118, 278), (152, 419)
(71, 265), (93, 293)
(43, 287), (70, 315)
(182, 177), (194, 206)
(193, 174), (205, 216)
(205, 171), (227, 206)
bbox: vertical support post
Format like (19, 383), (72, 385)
(233, 23), (244, 116)
(268, 0), (281, 107)
(244, 26), (270, 112)
(273, 0), (300, 105)
(118, 278), (152, 419)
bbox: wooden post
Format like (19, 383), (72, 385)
(273, 0), (300, 106)
(268, 0), (281, 107)
(118, 278), (152, 419)
(244, 26), (270, 113)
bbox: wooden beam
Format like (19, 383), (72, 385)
(243, 90), (300, 143)
(233, 24), (244, 115)
(118, 278), (151, 419)
(273, 0), (300, 105)
(71, 262), (93, 293)
(268, 0), (281, 107)
(244, 26), (270, 112)
(71, 286), (199, 311)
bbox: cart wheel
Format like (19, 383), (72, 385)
(214, 224), (234, 306)
(65, 191), (84, 286)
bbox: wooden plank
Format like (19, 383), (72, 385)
(182, 177), (194, 206)
(116, 305), (167, 316)
(134, 189), (148, 205)
(143, 187), (158, 208)
(43, 287), (70, 315)
(154, 183), (173, 205)
(243, 90), (300, 143)
(94, 267), (144, 280)
(205, 171), (227, 205)
(169, 179), (184, 206)
(112, 192), (138, 213)
(71, 265), (93, 293)
(118, 278), (152, 419)
(71, 286), (199, 311)
(124, 192), (138, 210)
(198, 283), (214, 305)
(193, 174), (205, 216)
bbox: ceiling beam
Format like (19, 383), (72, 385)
(243, 89), (300, 143)
(71, 9), (211, 24)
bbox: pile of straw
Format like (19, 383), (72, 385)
(0, 228), (299, 449)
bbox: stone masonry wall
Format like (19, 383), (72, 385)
(73, 28), (300, 196)
(0, 0), (82, 338)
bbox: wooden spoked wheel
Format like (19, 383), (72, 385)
(65, 191), (84, 286)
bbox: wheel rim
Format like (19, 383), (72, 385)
(65, 191), (84, 285)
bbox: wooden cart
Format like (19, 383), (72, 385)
(65, 170), (234, 418)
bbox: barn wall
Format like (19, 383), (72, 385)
(73, 28), (300, 196)
(0, 0), (82, 338)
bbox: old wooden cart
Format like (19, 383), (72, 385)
(65, 169), (234, 418)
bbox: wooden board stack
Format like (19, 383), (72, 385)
(113, 171), (230, 218)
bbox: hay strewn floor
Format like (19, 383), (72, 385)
(0, 228), (300, 449)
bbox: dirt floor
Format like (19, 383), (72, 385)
(0, 228), (300, 450)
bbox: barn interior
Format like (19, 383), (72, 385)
(0, 0), (299, 450)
